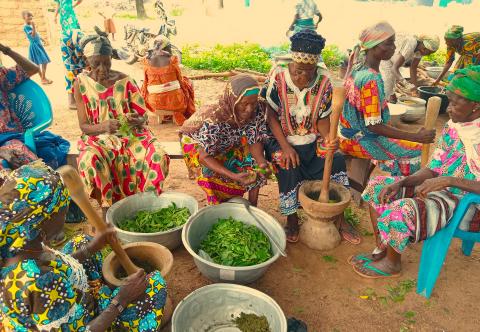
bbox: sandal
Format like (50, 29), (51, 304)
(339, 221), (362, 245)
(284, 225), (300, 243)
(347, 254), (373, 266)
(352, 261), (401, 279)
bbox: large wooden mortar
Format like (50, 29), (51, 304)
(298, 181), (351, 250)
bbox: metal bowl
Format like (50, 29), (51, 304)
(107, 191), (198, 250)
(398, 96), (426, 123)
(172, 284), (288, 332)
(425, 66), (443, 79)
(182, 203), (286, 284)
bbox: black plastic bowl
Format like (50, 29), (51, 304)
(417, 86), (449, 114)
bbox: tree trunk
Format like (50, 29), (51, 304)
(218, 0), (224, 8)
(135, 0), (147, 19)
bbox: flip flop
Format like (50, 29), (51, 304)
(340, 222), (362, 245)
(352, 261), (401, 279)
(347, 254), (373, 266)
(284, 226), (299, 243)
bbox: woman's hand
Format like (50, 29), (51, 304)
(415, 177), (453, 199)
(233, 172), (257, 187)
(412, 127), (436, 144)
(88, 226), (117, 254)
(0, 150), (23, 169)
(116, 269), (148, 306)
(281, 144), (300, 170)
(378, 182), (402, 204)
(102, 119), (120, 134)
(325, 137), (339, 151)
(127, 114), (146, 129)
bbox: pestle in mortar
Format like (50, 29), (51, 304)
(421, 96), (441, 167)
(57, 165), (140, 276)
(319, 86), (346, 203)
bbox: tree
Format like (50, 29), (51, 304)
(218, 0), (224, 8)
(135, 0), (147, 19)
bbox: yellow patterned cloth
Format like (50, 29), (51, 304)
(446, 32), (480, 71)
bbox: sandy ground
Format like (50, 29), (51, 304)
(2, 1), (480, 330)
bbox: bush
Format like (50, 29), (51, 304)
(422, 48), (448, 66)
(182, 43), (346, 74)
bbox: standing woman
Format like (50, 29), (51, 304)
(434, 25), (480, 85)
(340, 22), (436, 177)
(54, 0), (85, 109)
(287, 0), (322, 35)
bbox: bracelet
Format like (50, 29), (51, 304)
(111, 298), (125, 314)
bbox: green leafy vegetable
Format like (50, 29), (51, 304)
(200, 217), (272, 266)
(117, 203), (190, 233)
(233, 312), (271, 332)
(118, 115), (138, 142)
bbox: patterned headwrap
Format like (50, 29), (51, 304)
(446, 65), (480, 102)
(146, 35), (171, 59)
(290, 30), (326, 65)
(417, 34), (440, 52)
(445, 25), (464, 40)
(0, 161), (70, 259)
(180, 74), (261, 134)
(80, 26), (113, 58)
(344, 21), (395, 78)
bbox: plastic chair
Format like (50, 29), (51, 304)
(8, 79), (53, 153)
(417, 193), (480, 298)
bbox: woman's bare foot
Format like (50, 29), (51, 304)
(41, 78), (53, 85)
(285, 214), (300, 243)
(353, 256), (401, 279)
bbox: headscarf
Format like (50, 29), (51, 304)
(345, 21), (395, 78)
(180, 74), (260, 134)
(80, 26), (113, 58)
(290, 30), (326, 65)
(0, 161), (70, 259)
(416, 34), (440, 52)
(445, 25), (464, 40)
(446, 65), (480, 102)
(146, 35), (171, 59)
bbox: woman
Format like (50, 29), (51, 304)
(433, 26), (480, 85)
(74, 31), (169, 213)
(263, 30), (349, 243)
(141, 36), (195, 126)
(287, 0), (322, 35)
(340, 22), (436, 177)
(180, 74), (270, 206)
(55, 0), (85, 109)
(380, 34), (440, 102)
(351, 65), (480, 278)
(0, 162), (168, 331)
(0, 43), (69, 173)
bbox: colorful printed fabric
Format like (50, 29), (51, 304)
(141, 57), (195, 126)
(1, 234), (167, 331)
(417, 34), (440, 52)
(0, 162), (70, 259)
(339, 66), (422, 176)
(445, 25), (464, 40)
(76, 74), (169, 207)
(446, 65), (480, 102)
(23, 25), (51, 66)
(55, 0), (80, 33)
(446, 33), (480, 71)
(358, 21), (395, 51)
(362, 122), (480, 253)
(61, 30), (85, 93)
(295, 0), (320, 20)
(0, 66), (28, 133)
(181, 135), (266, 205)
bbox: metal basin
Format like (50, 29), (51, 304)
(107, 191), (198, 250)
(172, 284), (287, 332)
(398, 96), (426, 123)
(182, 203), (286, 284)
(418, 86), (450, 114)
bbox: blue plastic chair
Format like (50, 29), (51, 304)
(8, 79), (53, 153)
(417, 193), (480, 298)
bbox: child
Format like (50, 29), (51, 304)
(98, 5), (116, 41)
(22, 10), (52, 85)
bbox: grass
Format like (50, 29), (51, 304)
(115, 12), (155, 20)
(359, 279), (416, 304)
(322, 255), (338, 263)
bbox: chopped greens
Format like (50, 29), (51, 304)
(118, 115), (138, 142)
(233, 312), (271, 332)
(117, 203), (190, 233)
(200, 217), (272, 266)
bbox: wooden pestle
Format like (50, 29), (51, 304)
(319, 86), (346, 203)
(421, 96), (442, 167)
(57, 165), (139, 276)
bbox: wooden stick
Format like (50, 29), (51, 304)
(421, 96), (442, 167)
(319, 86), (346, 203)
(57, 165), (139, 276)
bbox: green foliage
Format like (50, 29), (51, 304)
(117, 203), (191, 233)
(322, 45), (347, 69)
(359, 279), (416, 305)
(422, 48), (447, 66)
(200, 217), (273, 266)
(170, 6), (185, 17)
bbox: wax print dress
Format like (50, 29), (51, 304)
(362, 120), (480, 253)
(262, 66), (349, 216)
(446, 33), (480, 71)
(0, 66), (69, 171)
(294, 0), (320, 32)
(76, 73), (169, 207)
(23, 24), (51, 66)
(339, 66), (422, 176)
(55, 0), (85, 93)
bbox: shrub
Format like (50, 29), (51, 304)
(322, 45), (347, 69)
(422, 48), (448, 66)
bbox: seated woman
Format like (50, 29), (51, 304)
(351, 66), (480, 278)
(180, 74), (270, 206)
(141, 36), (195, 125)
(0, 43), (69, 172)
(263, 30), (349, 243)
(380, 34), (440, 103)
(340, 22), (436, 177)
(73, 30), (169, 213)
(0, 162), (167, 331)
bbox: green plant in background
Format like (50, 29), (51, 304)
(170, 6), (185, 17)
(322, 45), (347, 69)
(422, 48), (447, 66)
